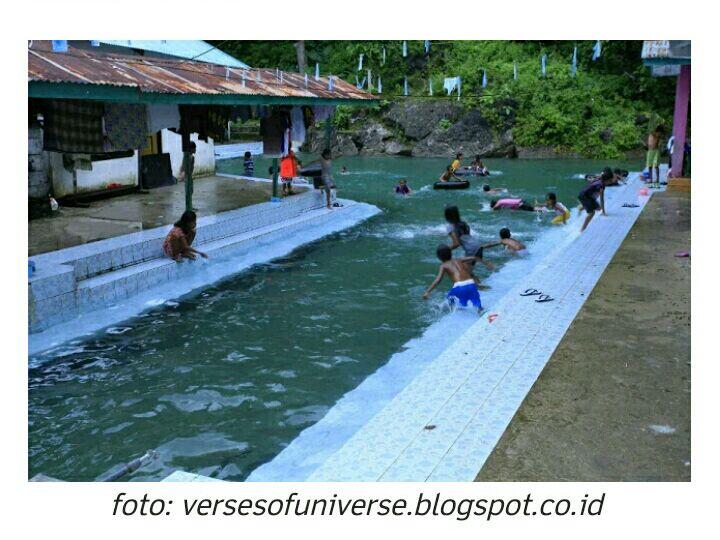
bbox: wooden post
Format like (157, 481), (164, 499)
(272, 157), (279, 200)
(183, 151), (193, 211)
(671, 64), (690, 179)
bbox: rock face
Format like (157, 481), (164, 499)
(304, 100), (516, 158)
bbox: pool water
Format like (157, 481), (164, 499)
(28, 155), (639, 481)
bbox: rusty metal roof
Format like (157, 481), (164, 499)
(28, 40), (376, 106)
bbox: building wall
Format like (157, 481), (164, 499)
(29, 128), (50, 199)
(46, 151), (139, 198)
(161, 130), (216, 178)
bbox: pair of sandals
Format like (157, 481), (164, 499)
(520, 288), (554, 303)
(622, 203), (640, 208)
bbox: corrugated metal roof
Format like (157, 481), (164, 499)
(28, 41), (376, 106)
(96, 40), (249, 68)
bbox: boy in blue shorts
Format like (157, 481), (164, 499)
(423, 244), (483, 311)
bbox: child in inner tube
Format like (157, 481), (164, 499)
(439, 165), (463, 183)
(470, 155), (489, 175)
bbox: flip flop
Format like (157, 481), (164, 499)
(520, 288), (542, 296)
(674, 251), (690, 258)
(535, 295), (554, 303)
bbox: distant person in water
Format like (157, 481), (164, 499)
(422, 244), (483, 311)
(578, 169), (613, 232)
(163, 210), (208, 262)
(243, 151), (254, 177)
(451, 153), (463, 171)
(340, 166), (349, 174)
(484, 228), (527, 254)
(394, 179), (412, 195)
(544, 192), (570, 224)
(470, 155), (489, 175)
(439, 165), (463, 183)
(444, 206), (495, 273)
(482, 184), (507, 194)
(490, 197), (537, 212)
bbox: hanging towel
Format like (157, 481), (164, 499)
(514, 62), (518, 80)
(328, 75), (334, 91)
(42, 99), (105, 154)
(402, 41), (407, 57)
(541, 54), (547, 76)
(382, 47), (386, 65)
(315, 63), (320, 80)
(443, 77), (460, 96)
(482, 70), (487, 88)
(429, 79), (433, 96)
(147, 104), (180, 134)
(404, 77), (409, 96)
(592, 40), (602, 61)
(367, 69), (372, 91)
(358, 53), (364, 71)
(571, 46), (578, 77)
(290, 107), (306, 145)
(424, 40), (430, 53)
(377, 76), (382, 94)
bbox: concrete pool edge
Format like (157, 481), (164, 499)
(248, 173), (660, 482)
(29, 198), (381, 356)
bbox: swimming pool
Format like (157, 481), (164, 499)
(28, 155), (639, 481)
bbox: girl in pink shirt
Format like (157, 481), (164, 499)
(490, 198), (537, 212)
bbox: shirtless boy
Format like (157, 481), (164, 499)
(423, 244), (483, 310)
(484, 228), (527, 253)
(646, 127), (661, 185)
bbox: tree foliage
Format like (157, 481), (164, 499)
(210, 40), (676, 158)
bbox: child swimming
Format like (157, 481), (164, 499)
(482, 184), (507, 194)
(544, 192), (570, 224)
(394, 179), (412, 195)
(484, 227), (527, 254)
(422, 244), (483, 311)
(490, 197), (538, 211)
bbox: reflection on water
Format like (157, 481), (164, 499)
(28, 155), (640, 481)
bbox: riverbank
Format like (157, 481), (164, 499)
(476, 190), (690, 481)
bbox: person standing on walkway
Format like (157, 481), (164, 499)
(280, 146), (301, 196)
(646, 127), (661, 186)
(319, 149), (335, 209)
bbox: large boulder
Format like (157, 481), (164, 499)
(385, 101), (463, 140)
(354, 121), (393, 154)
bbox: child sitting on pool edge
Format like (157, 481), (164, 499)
(422, 244), (483, 311)
(163, 210), (209, 262)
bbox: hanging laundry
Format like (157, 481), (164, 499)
(313, 106), (335, 123)
(328, 75), (334, 91)
(241, 71), (247, 88)
(147, 104), (180, 134)
(402, 41), (408, 57)
(424, 40), (430, 53)
(62, 154), (93, 172)
(304, 73), (308, 87)
(514, 62), (518, 80)
(482, 70), (487, 88)
(592, 40), (602, 61)
(541, 54), (547, 76)
(315, 63), (320, 80)
(429, 79), (433, 96)
(290, 107), (306, 145)
(443, 76), (460, 96)
(355, 76), (366, 90)
(382, 47), (386, 65)
(404, 77), (409, 96)
(358, 53), (364, 71)
(42, 99), (105, 153)
(571, 46), (578, 76)
(367, 69), (372, 92)
(377, 76), (382, 94)
(104, 103), (148, 151)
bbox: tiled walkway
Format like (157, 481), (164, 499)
(308, 175), (656, 481)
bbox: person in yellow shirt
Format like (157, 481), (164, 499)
(451, 152), (463, 171)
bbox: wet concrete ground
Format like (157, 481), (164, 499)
(476, 191), (690, 481)
(29, 176), (282, 256)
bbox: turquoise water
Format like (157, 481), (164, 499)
(28, 155), (639, 481)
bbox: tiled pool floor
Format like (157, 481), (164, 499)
(305, 175), (657, 481)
